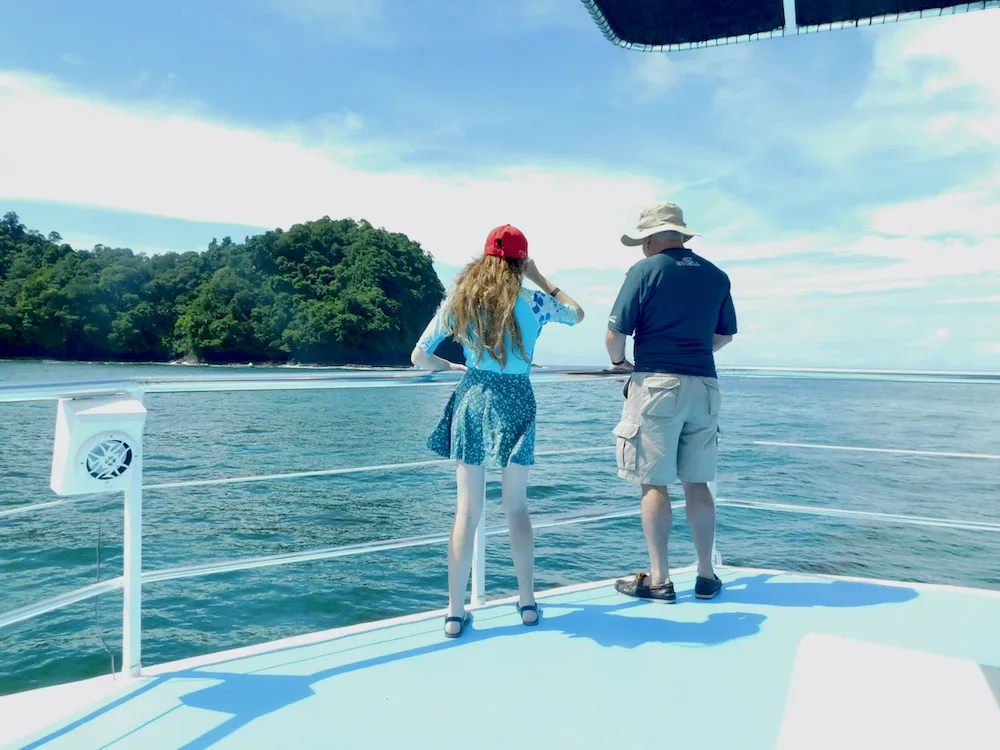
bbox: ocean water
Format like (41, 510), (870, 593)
(1, 360), (998, 697)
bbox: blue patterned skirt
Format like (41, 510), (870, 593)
(428, 369), (536, 467)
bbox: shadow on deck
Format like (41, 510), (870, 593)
(9, 570), (952, 750)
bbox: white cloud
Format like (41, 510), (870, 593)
(935, 295), (1000, 305)
(60, 53), (88, 67)
(672, 12), (1000, 314)
(849, 13), (1000, 160)
(628, 44), (751, 100)
(263, 0), (385, 36)
(868, 12), (1000, 104)
(857, 20), (1000, 240)
(5, 14), (998, 282)
(917, 326), (952, 349)
(707, 233), (1000, 304)
(0, 71), (673, 273)
(700, 12), (1000, 200)
(3, 8), (1000, 370)
(869, 186), (1000, 239)
(515, 0), (594, 29)
(2, 64), (996, 301)
(631, 55), (679, 96)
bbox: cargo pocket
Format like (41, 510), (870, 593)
(706, 378), (721, 417)
(612, 420), (640, 471)
(641, 375), (681, 418)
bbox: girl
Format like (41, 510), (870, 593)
(411, 225), (584, 638)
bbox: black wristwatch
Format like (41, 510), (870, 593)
(611, 358), (626, 366)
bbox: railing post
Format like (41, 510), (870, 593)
(122, 393), (144, 677)
(471, 505), (486, 606)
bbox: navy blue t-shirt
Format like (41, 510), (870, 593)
(608, 249), (737, 378)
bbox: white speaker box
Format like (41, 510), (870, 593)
(50, 397), (147, 496)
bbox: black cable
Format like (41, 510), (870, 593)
(94, 496), (117, 679)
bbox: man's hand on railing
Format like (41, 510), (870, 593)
(605, 329), (633, 372)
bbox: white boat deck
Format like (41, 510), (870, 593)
(3, 567), (999, 749)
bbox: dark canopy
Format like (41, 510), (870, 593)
(580, 0), (998, 49)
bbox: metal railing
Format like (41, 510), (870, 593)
(1, 367), (998, 679)
(3, 365), (999, 403)
(4, 489), (998, 632)
(3, 439), (998, 522)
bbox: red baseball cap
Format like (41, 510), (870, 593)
(484, 225), (528, 260)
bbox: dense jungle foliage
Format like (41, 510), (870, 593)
(0, 212), (457, 365)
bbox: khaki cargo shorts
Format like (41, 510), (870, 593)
(613, 372), (721, 486)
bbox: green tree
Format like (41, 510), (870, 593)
(0, 213), (447, 365)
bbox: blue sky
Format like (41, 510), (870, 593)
(1, 0), (998, 369)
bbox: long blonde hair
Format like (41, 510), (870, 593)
(446, 255), (527, 368)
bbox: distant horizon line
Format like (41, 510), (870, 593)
(537, 364), (1000, 377)
(3, 358), (998, 379)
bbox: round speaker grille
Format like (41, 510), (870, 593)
(85, 439), (133, 480)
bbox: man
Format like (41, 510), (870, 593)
(606, 202), (737, 602)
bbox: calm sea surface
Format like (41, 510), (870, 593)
(1, 360), (998, 696)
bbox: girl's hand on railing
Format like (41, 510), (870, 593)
(411, 348), (464, 373)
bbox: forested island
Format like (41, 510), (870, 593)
(0, 212), (462, 366)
